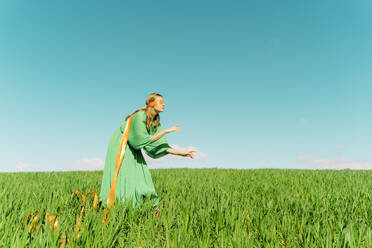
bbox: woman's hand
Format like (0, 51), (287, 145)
(180, 150), (196, 159)
(166, 124), (181, 134)
(165, 148), (197, 159)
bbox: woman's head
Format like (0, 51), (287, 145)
(146, 93), (165, 113)
(125, 93), (164, 132)
(143, 93), (164, 131)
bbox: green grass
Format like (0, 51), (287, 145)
(1, 169), (372, 247)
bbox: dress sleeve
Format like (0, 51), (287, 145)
(127, 111), (153, 150)
(143, 124), (171, 159)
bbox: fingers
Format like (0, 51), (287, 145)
(171, 124), (181, 132)
(188, 151), (195, 159)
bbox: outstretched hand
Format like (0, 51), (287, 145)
(167, 124), (181, 133)
(182, 150), (197, 159)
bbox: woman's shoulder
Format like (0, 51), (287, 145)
(131, 110), (147, 124)
(133, 109), (146, 118)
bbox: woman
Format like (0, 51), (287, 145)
(99, 93), (195, 212)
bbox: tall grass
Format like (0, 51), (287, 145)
(0, 169), (371, 247)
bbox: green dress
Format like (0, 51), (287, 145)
(99, 110), (171, 209)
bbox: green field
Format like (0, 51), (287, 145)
(1, 169), (372, 247)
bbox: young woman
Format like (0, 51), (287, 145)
(99, 93), (195, 212)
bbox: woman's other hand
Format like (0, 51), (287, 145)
(180, 150), (196, 159)
(166, 124), (181, 134)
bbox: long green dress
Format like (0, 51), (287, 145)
(99, 110), (171, 209)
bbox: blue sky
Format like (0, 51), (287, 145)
(1, 0), (371, 172)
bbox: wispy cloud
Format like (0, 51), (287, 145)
(63, 157), (104, 171)
(14, 162), (42, 172)
(296, 156), (372, 170)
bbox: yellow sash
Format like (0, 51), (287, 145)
(106, 107), (146, 208)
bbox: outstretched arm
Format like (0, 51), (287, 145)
(149, 123), (196, 158)
(151, 129), (168, 143)
(166, 147), (196, 159)
(151, 124), (180, 143)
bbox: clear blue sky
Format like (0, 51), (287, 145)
(1, 0), (371, 172)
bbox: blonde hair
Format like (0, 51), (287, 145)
(125, 93), (163, 132)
